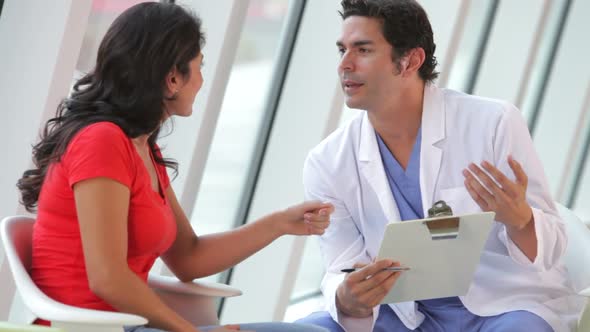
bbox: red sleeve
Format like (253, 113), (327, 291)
(62, 122), (135, 188)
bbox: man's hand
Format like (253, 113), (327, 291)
(462, 156), (533, 230)
(336, 259), (403, 318)
(463, 156), (538, 260)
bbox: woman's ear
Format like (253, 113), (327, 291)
(165, 67), (180, 99)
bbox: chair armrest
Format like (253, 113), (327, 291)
(0, 321), (64, 331)
(1, 223), (146, 327)
(22, 288), (146, 327)
(148, 274), (242, 326)
(147, 273), (242, 298)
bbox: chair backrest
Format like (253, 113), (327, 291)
(0, 216), (39, 323)
(1, 216), (35, 271)
(2, 216), (149, 329)
(556, 203), (590, 293)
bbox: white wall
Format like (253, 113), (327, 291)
(0, 0), (91, 242)
(0, 0), (92, 320)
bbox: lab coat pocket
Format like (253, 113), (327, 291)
(437, 186), (481, 215)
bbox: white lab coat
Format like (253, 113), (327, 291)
(303, 84), (585, 332)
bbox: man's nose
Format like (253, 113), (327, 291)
(338, 52), (354, 73)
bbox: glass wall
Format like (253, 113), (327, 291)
(189, 0), (292, 284)
(445, 0), (497, 92)
(75, 0), (153, 76)
(190, 0), (290, 234)
(531, 0), (589, 204)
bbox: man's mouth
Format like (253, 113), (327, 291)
(343, 80), (363, 93)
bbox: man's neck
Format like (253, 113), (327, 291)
(368, 82), (425, 141)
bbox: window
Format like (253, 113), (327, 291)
(528, 0), (589, 203)
(445, 0), (498, 93)
(75, 0), (154, 76)
(188, 0), (292, 284)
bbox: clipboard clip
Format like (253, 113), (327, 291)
(424, 200), (459, 240)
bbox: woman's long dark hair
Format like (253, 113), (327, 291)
(17, 2), (205, 212)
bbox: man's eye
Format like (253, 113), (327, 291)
(359, 48), (370, 53)
(338, 48), (345, 56)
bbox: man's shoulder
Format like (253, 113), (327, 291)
(441, 88), (517, 118)
(308, 111), (364, 158)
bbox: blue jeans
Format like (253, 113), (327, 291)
(296, 297), (553, 332)
(124, 322), (328, 332)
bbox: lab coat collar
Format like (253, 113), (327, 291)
(357, 83), (446, 222)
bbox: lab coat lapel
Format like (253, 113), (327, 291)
(358, 113), (402, 224)
(420, 84), (446, 214)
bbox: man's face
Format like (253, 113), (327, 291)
(337, 16), (399, 110)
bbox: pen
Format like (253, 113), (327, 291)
(340, 267), (410, 273)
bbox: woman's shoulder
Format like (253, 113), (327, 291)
(69, 121), (130, 148)
(65, 121), (133, 159)
(76, 121), (128, 139)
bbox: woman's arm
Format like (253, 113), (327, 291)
(74, 177), (197, 332)
(161, 186), (332, 281)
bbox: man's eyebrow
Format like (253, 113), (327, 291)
(336, 40), (375, 48)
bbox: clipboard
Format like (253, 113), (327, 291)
(376, 201), (495, 304)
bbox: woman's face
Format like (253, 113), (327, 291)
(164, 52), (204, 118)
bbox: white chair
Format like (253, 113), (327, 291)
(557, 203), (590, 331)
(0, 216), (242, 332)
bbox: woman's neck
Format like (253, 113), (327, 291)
(132, 135), (150, 150)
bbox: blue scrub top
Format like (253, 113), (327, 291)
(376, 128), (424, 221)
(376, 128), (462, 308)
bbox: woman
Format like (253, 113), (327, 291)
(17, 3), (331, 332)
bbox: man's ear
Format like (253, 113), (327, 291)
(400, 57), (409, 72)
(403, 48), (426, 77)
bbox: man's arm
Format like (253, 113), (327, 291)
(463, 157), (537, 261)
(304, 152), (397, 325)
(463, 104), (566, 269)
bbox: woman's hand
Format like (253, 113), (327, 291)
(278, 201), (334, 236)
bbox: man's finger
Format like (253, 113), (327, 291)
(360, 270), (402, 307)
(508, 156), (528, 187)
(353, 262), (367, 269)
(347, 260), (395, 283)
(354, 268), (398, 294)
(464, 180), (490, 211)
(480, 161), (518, 197)
(463, 169), (495, 207)
(468, 163), (505, 197)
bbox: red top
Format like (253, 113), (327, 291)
(31, 122), (177, 323)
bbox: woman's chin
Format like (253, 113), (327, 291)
(174, 108), (194, 117)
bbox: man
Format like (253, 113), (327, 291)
(297, 0), (584, 331)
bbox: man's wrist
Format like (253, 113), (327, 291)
(507, 207), (534, 232)
(336, 293), (372, 318)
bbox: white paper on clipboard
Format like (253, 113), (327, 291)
(377, 211), (495, 304)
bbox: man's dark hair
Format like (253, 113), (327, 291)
(340, 0), (439, 83)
